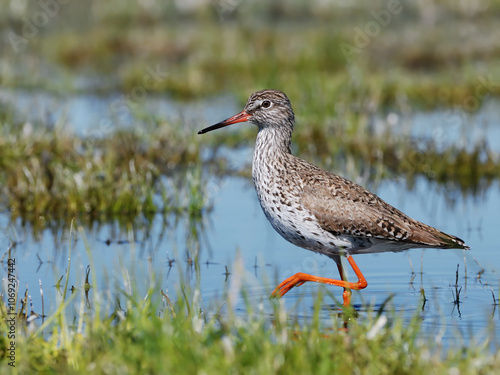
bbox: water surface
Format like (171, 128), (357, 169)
(1, 90), (499, 346)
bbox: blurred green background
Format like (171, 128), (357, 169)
(1, 0), (499, 221)
(2, 0), (500, 101)
(2, 2), (500, 373)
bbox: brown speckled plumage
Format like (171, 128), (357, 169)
(199, 89), (469, 305)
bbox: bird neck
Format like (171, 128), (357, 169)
(253, 126), (292, 189)
(254, 125), (293, 158)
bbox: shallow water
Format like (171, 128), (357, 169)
(2, 164), (499, 344)
(2, 87), (500, 153)
(1, 90), (499, 346)
(0, 87), (238, 135)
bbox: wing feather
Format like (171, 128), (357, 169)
(296, 165), (467, 249)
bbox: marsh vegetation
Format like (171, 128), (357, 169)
(1, 0), (500, 373)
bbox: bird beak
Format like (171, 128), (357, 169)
(198, 111), (251, 134)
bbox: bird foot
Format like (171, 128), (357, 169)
(271, 273), (310, 298)
(270, 256), (367, 306)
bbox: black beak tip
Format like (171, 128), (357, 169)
(198, 127), (211, 135)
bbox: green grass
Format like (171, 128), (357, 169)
(0, 113), (209, 227)
(1, 268), (499, 374)
(1, 0), (499, 209)
(1, 2), (500, 372)
(1, 110), (496, 232)
(0, 227), (497, 374)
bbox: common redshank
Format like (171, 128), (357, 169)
(198, 89), (469, 306)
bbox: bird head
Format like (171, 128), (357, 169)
(198, 89), (295, 134)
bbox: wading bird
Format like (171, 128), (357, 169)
(198, 89), (469, 306)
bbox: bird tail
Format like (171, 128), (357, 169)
(436, 231), (470, 250)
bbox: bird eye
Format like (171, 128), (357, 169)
(261, 100), (272, 109)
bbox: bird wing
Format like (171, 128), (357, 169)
(298, 168), (467, 249)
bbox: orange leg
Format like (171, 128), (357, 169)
(271, 255), (368, 306)
(336, 260), (351, 307)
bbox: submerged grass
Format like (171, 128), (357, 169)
(0, 97), (498, 230)
(0, 227), (497, 374)
(1, 2), (500, 372)
(0, 115), (207, 224)
(1, 109), (496, 230)
(1, 266), (500, 374)
(0, 0), (499, 210)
